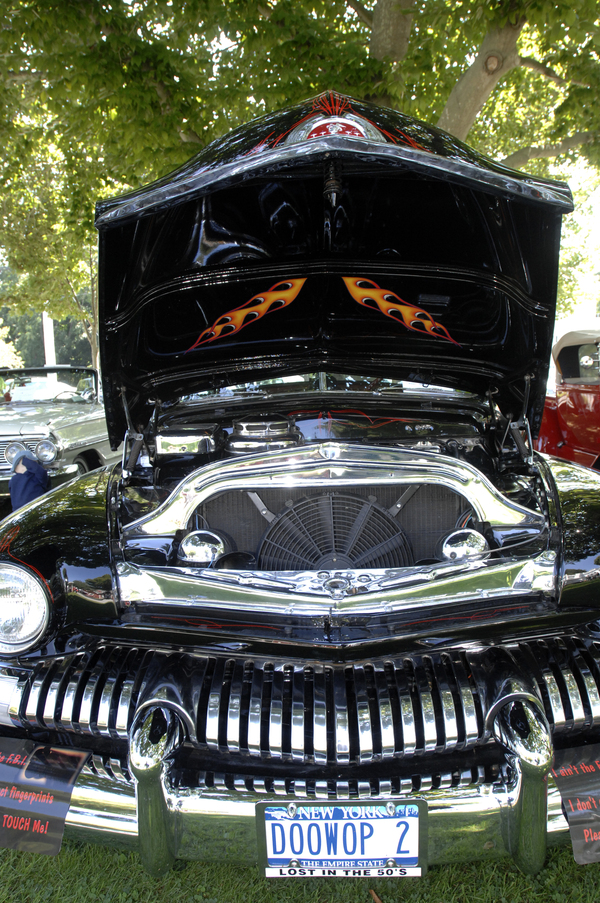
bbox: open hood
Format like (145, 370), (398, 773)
(96, 92), (573, 448)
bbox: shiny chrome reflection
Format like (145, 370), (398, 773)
(437, 528), (489, 561)
(489, 688), (553, 875)
(64, 751), (571, 874)
(179, 530), (228, 565)
(129, 706), (184, 876)
(124, 443), (546, 538)
(116, 551), (556, 608)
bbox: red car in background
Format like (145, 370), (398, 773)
(536, 329), (600, 469)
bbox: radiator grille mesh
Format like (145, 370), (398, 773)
(195, 484), (465, 563)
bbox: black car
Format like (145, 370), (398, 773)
(2, 92), (597, 879)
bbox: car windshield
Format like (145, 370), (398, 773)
(178, 372), (474, 403)
(0, 369), (96, 404)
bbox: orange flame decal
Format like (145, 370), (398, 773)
(188, 278), (306, 350)
(342, 277), (459, 345)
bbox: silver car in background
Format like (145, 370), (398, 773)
(0, 365), (119, 498)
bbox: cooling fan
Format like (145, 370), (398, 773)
(257, 493), (415, 571)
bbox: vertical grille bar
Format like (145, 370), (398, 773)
(333, 668), (350, 763)
(450, 656), (480, 744)
(227, 661), (244, 753)
(412, 661), (437, 752)
(353, 665), (373, 763)
(206, 659), (227, 750)
(42, 658), (71, 729)
(373, 663), (395, 758)
(312, 665), (328, 764)
(269, 667), (284, 758)
(247, 663), (263, 757)
(572, 647), (600, 725)
(290, 666), (305, 762)
(392, 662), (416, 756)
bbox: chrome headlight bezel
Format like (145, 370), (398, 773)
(35, 439), (58, 464)
(0, 564), (51, 654)
(4, 442), (27, 467)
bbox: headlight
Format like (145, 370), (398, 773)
(0, 565), (50, 653)
(35, 439), (58, 464)
(4, 442), (26, 466)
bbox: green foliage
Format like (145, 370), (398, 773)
(1, 0), (600, 334)
(1, 0), (599, 197)
(0, 303), (92, 367)
(0, 318), (22, 367)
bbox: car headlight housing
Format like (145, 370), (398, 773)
(0, 565), (50, 653)
(4, 442), (26, 466)
(35, 439), (58, 464)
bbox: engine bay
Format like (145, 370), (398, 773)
(115, 376), (551, 596)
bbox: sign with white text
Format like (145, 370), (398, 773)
(0, 739), (88, 854)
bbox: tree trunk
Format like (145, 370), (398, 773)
(370, 0), (416, 62)
(436, 22), (524, 141)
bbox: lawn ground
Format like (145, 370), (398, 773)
(0, 841), (598, 903)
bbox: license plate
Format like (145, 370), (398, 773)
(256, 800), (426, 877)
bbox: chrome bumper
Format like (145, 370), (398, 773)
(1, 644), (575, 876)
(63, 686), (567, 877)
(65, 763), (571, 874)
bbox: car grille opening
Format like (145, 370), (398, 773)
(256, 493), (415, 570)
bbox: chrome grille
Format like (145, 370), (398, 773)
(0, 437), (44, 469)
(84, 753), (488, 798)
(9, 637), (600, 765)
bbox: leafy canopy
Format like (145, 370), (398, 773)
(1, 0), (599, 328)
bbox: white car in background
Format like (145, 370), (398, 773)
(0, 365), (119, 499)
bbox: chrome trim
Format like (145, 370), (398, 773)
(0, 673), (21, 725)
(123, 443), (546, 538)
(489, 688), (553, 874)
(116, 552), (556, 609)
(64, 758), (572, 871)
(155, 431), (217, 456)
(8, 638), (600, 769)
(269, 666), (283, 758)
(129, 706), (184, 875)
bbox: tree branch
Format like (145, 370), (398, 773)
(519, 56), (589, 88)
(370, 0), (414, 62)
(347, 0), (373, 29)
(502, 132), (595, 169)
(437, 20), (524, 141)
(177, 127), (202, 143)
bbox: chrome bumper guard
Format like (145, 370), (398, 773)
(64, 691), (569, 877)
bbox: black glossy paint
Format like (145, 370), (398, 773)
(96, 92), (571, 448)
(545, 456), (600, 608)
(96, 92), (572, 225)
(0, 469), (117, 627)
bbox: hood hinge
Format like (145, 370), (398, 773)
(508, 374), (534, 467)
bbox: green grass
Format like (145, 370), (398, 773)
(0, 843), (598, 903)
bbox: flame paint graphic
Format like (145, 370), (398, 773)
(342, 277), (459, 344)
(187, 279), (306, 350)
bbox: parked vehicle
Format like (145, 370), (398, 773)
(2, 92), (595, 879)
(0, 366), (119, 504)
(535, 330), (600, 470)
